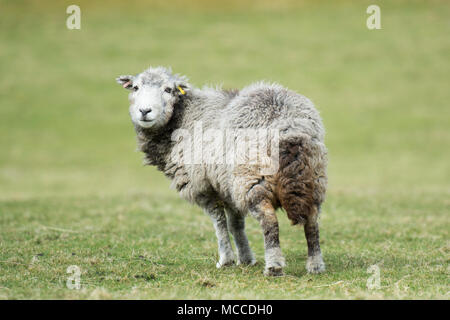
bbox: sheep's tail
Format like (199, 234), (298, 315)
(277, 135), (327, 225)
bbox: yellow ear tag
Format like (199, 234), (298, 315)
(177, 86), (186, 95)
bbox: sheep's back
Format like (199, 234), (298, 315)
(223, 82), (324, 142)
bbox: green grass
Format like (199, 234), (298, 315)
(0, 0), (449, 299)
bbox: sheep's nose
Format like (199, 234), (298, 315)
(139, 108), (152, 116)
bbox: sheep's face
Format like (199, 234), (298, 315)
(117, 67), (189, 130)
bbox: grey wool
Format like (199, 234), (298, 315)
(117, 66), (328, 275)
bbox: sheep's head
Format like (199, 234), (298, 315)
(116, 66), (189, 129)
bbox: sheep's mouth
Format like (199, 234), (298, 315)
(140, 119), (153, 122)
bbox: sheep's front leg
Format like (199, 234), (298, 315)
(225, 209), (256, 266)
(206, 205), (236, 268)
(304, 216), (325, 274)
(250, 200), (285, 276)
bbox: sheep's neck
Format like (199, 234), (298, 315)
(135, 98), (187, 172)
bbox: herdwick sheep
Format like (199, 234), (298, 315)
(116, 66), (327, 276)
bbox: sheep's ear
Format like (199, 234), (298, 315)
(175, 82), (190, 96)
(116, 75), (135, 90)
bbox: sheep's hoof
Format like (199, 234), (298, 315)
(306, 255), (326, 274)
(263, 248), (285, 276)
(237, 255), (257, 266)
(264, 266), (284, 277)
(216, 257), (235, 268)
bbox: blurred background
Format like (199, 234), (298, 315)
(0, 0), (448, 299)
(1, 0), (448, 200)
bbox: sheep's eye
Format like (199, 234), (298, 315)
(164, 87), (172, 93)
(133, 86), (139, 91)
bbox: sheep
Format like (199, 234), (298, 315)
(116, 66), (328, 276)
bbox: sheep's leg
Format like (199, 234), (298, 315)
(225, 209), (256, 266)
(204, 202), (236, 268)
(304, 215), (325, 274)
(250, 200), (285, 276)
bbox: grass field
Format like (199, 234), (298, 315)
(0, 0), (449, 299)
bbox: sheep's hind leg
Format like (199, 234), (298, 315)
(304, 215), (325, 274)
(250, 200), (285, 276)
(205, 202), (236, 268)
(225, 209), (256, 266)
